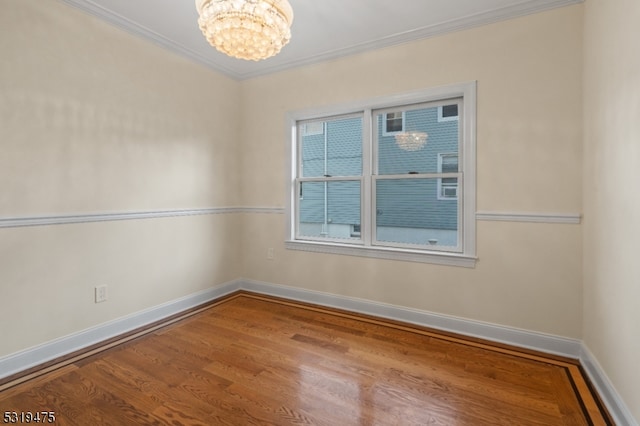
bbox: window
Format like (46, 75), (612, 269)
(437, 153), (459, 200)
(303, 122), (324, 136)
(382, 111), (405, 135)
(438, 104), (459, 122)
(287, 82), (476, 267)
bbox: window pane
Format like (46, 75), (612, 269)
(301, 116), (362, 178)
(440, 154), (458, 173)
(441, 104), (458, 118)
(376, 178), (458, 248)
(385, 112), (404, 133)
(377, 105), (459, 175)
(440, 178), (459, 199)
(299, 181), (361, 240)
(438, 153), (459, 200)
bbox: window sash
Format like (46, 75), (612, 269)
(372, 174), (463, 252)
(297, 113), (364, 179)
(373, 100), (461, 176)
(295, 176), (364, 244)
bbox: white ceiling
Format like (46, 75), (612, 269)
(60, 0), (580, 80)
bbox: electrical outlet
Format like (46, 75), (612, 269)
(95, 285), (108, 303)
(267, 248), (275, 260)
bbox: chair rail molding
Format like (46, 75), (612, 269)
(0, 207), (285, 229)
(475, 211), (581, 224)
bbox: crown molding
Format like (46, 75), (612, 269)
(58, 0), (239, 79)
(234, 0), (584, 80)
(59, 0), (583, 80)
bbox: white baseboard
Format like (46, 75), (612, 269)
(242, 279), (635, 425)
(240, 279), (582, 358)
(580, 346), (638, 426)
(0, 277), (580, 377)
(0, 280), (241, 380)
(2, 278), (634, 425)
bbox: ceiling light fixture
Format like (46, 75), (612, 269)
(395, 131), (429, 151)
(195, 0), (294, 61)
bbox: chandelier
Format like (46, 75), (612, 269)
(195, 0), (294, 61)
(395, 131), (429, 151)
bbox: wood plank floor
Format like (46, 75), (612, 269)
(0, 292), (612, 425)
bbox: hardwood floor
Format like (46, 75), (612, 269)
(0, 292), (612, 425)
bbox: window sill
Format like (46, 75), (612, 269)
(285, 240), (477, 268)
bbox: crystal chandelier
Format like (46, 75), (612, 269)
(195, 0), (294, 61)
(395, 131), (429, 151)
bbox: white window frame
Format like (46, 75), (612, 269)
(438, 104), (459, 122)
(382, 111), (405, 136)
(302, 121), (324, 136)
(437, 153), (459, 200)
(285, 82), (477, 268)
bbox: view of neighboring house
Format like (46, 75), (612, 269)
(298, 102), (460, 248)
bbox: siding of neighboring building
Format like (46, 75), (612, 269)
(300, 105), (458, 232)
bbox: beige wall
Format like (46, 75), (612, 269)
(0, 0), (242, 356)
(583, 0), (640, 420)
(240, 6), (584, 338)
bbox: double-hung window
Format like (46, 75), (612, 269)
(287, 82), (476, 267)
